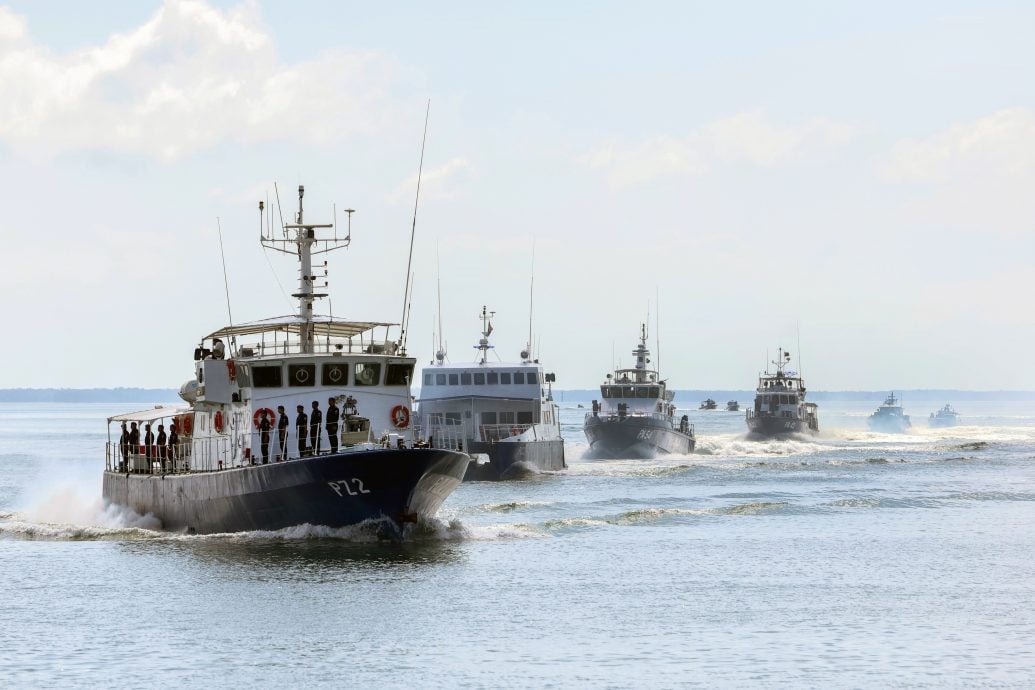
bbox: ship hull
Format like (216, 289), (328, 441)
(928, 417), (959, 428)
(867, 416), (911, 433)
(463, 439), (566, 480)
(746, 415), (819, 438)
(583, 415), (695, 459)
(102, 448), (469, 535)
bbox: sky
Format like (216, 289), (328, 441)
(0, 0), (1032, 390)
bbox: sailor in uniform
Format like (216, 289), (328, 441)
(325, 398), (340, 454)
(295, 405), (308, 457)
(310, 401), (323, 455)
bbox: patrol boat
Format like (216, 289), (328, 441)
(928, 404), (961, 428)
(745, 348), (819, 437)
(102, 185), (470, 535)
(417, 306), (565, 480)
(583, 325), (695, 458)
(867, 392), (912, 433)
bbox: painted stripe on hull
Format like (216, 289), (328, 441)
(102, 448), (469, 535)
(583, 416), (695, 459)
(464, 439), (566, 480)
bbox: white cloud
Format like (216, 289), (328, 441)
(0, 0), (412, 161)
(882, 108), (1035, 238)
(884, 107), (1035, 181)
(579, 112), (858, 187)
(385, 157), (476, 204)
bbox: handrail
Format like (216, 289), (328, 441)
(233, 338), (399, 358)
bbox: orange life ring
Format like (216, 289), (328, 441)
(214, 410), (224, 433)
(180, 414), (193, 435)
(253, 407), (276, 428)
(390, 405), (410, 429)
(227, 360), (237, 382)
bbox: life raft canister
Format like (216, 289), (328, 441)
(390, 405), (410, 429)
(226, 360), (236, 382)
(214, 410), (224, 433)
(253, 407), (276, 429)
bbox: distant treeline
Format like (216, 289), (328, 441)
(0, 388), (179, 402)
(2, 388), (1033, 403)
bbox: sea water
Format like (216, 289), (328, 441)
(1, 400), (1034, 687)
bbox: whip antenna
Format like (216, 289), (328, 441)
(399, 100), (430, 354)
(216, 217), (235, 345)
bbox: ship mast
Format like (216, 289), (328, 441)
(475, 305), (495, 364)
(259, 185), (351, 354)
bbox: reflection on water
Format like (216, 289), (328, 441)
(121, 534), (469, 575)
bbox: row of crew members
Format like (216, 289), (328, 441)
(118, 420), (181, 471)
(255, 397), (355, 464)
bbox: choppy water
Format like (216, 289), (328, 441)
(2, 400), (1034, 687)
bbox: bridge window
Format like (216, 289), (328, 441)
(527, 372), (538, 384)
(252, 365), (282, 388)
(436, 374), (447, 386)
(487, 372), (499, 385)
(474, 373), (485, 384)
(423, 373), (433, 386)
(385, 363), (413, 386)
(499, 411), (515, 424)
(517, 411), (533, 424)
(649, 387), (659, 398)
(513, 372), (525, 384)
(482, 411), (497, 425)
(636, 387), (649, 398)
(600, 387), (611, 398)
(448, 373), (459, 385)
(323, 363), (349, 386)
(461, 372), (472, 385)
(354, 362), (381, 386)
(500, 372), (512, 384)
(288, 364), (316, 387)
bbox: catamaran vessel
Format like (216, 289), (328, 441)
(584, 325), (695, 458)
(745, 348), (819, 437)
(102, 185), (470, 535)
(417, 307), (565, 480)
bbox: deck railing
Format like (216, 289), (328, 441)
(232, 338), (398, 358)
(104, 425), (433, 476)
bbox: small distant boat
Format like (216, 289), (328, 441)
(928, 404), (961, 428)
(726, 400), (740, 412)
(867, 392), (911, 433)
(700, 399), (717, 410)
(745, 348), (819, 437)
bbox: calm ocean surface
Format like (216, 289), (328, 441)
(1, 399), (1034, 687)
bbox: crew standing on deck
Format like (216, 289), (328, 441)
(119, 422), (130, 471)
(325, 397), (340, 454)
(128, 422), (140, 470)
(258, 409), (271, 464)
(277, 405), (288, 462)
(295, 405), (308, 457)
(144, 423), (155, 464)
(310, 401), (323, 455)
(168, 422), (179, 466)
(156, 424), (167, 471)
